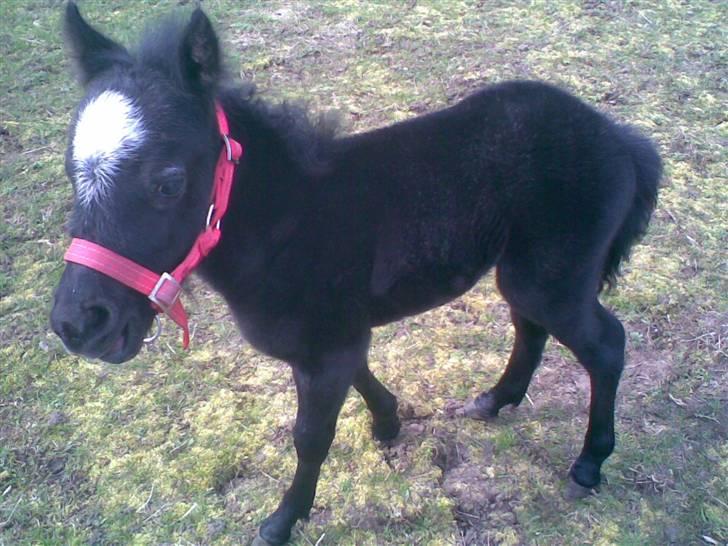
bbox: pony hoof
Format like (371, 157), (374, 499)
(251, 532), (276, 546)
(456, 393), (499, 420)
(373, 416), (401, 442)
(564, 476), (596, 500)
(256, 510), (294, 546)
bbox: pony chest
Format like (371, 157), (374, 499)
(234, 308), (307, 362)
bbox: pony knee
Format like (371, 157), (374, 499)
(592, 313), (625, 377)
(602, 311), (625, 355)
(293, 422), (335, 465)
(564, 309), (626, 378)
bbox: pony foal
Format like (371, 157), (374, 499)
(50, 4), (661, 544)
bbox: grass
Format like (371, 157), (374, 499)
(1, 0), (726, 544)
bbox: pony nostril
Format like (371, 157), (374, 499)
(59, 320), (83, 349)
(53, 302), (116, 351)
(82, 302), (115, 338)
(85, 304), (111, 332)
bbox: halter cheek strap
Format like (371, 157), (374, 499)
(63, 102), (243, 349)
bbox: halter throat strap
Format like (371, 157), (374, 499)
(63, 101), (243, 349)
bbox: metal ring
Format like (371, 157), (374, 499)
(205, 203), (221, 230)
(205, 203), (215, 227)
(143, 315), (163, 344)
(223, 133), (233, 162)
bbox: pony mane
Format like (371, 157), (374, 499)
(222, 86), (341, 176)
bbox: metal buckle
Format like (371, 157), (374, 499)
(222, 133), (238, 163)
(148, 272), (182, 313)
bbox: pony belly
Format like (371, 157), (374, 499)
(369, 265), (485, 326)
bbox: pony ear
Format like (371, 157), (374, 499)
(64, 2), (130, 85)
(179, 8), (221, 92)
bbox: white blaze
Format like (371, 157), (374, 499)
(72, 90), (145, 206)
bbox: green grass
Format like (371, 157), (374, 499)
(1, 0), (726, 544)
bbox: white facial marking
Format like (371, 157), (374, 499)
(72, 90), (145, 206)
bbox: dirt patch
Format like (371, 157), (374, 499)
(622, 347), (675, 397)
(381, 417), (430, 473)
(431, 427), (523, 545)
(431, 431), (469, 475)
(516, 334), (680, 417)
(450, 469), (521, 545)
(617, 463), (676, 495)
(0, 125), (23, 154)
(525, 352), (591, 414)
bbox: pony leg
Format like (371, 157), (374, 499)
(461, 309), (548, 419)
(553, 304), (625, 496)
(354, 365), (401, 441)
(255, 345), (363, 546)
(478, 253), (624, 495)
(509, 297), (624, 496)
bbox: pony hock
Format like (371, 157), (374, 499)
(50, 3), (661, 544)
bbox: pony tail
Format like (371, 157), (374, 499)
(601, 126), (662, 291)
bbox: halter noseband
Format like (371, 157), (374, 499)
(63, 102), (243, 349)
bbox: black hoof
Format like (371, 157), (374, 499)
(564, 475), (597, 500)
(257, 512), (294, 546)
(457, 392), (500, 420)
(252, 532), (277, 546)
(373, 415), (401, 442)
(569, 457), (602, 490)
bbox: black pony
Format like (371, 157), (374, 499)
(50, 4), (661, 544)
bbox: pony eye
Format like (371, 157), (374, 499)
(154, 169), (185, 198)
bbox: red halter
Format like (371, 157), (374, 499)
(63, 102), (243, 349)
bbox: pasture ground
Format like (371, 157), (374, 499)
(1, 1), (726, 544)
